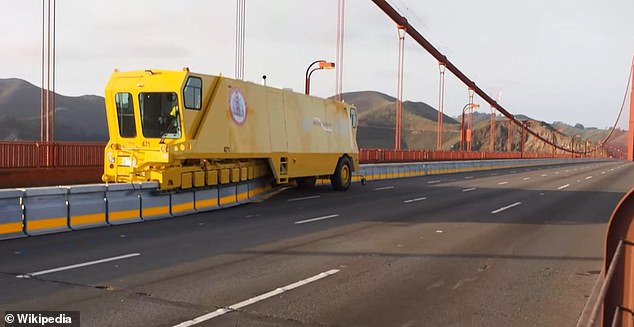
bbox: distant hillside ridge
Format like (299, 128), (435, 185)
(0, 78), (107, 141)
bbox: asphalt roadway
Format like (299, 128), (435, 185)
(1, 160), (634, 327)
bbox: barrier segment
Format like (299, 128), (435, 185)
(195, 188), (219, 212)
(237, 183), (249, 204)
(106, 183), (141, 225)
(24, 187), (69, 236)
(171, 191), (195, 217)
(139, 182), (171, 220)
(0, 189), (24, 240)
(219, 184), (238, 208)
(69, 184), (107, 230)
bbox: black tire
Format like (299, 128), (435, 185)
(331, 156), (352, 191)
(296, 176), (317, 190)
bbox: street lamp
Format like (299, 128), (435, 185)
(305, 60), (335, 95)
(460, 103), (479, 151)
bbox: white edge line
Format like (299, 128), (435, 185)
(462, 187), (477, 192)
(491, 202), (522, 214)
(374, 186), (395, 191)
(294, 214), (339, 225)
(557, 184), (570, 190)
(173, 269), (340, 327)
(427, 180), (442, 184)
(403, 197), (427, 204)
(16, 253), (141, 278)
(287, 195), (321, 202)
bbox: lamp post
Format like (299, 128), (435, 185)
(305, 60), (335, 95)
(460, 103), (479, 151)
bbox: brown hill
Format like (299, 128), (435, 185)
(0, 78), (107, 141)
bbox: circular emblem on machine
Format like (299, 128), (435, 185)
(229, 87), (247, 125)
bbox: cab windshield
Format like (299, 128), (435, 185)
(139, 92), (181, 139)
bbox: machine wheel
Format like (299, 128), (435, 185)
(331, 157), (352, 191)
(296, 176), (317, 189)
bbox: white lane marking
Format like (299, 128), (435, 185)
(498, 181), (509, 185)
(16, 253), (141, 279)
(522, 177), (531, 181)
(541, 174), (548, 177)
(374, 186), (395, 191)
(173, 269), (340, 327)
(554, 172), (560, 175)
(510, 171), (517, 173)
(601, 171), (606, 174)
(463, 176), (474, 179)
(557, 184), (570, 190)
(427, 180), (442, 184)
(462, 187), (477, 192)
(287, 195), (321, 202)
(585, 176), (593, 180)
(294, 214), (339, 225)
(403, 197), (427, 204)
(491, 202), (522, 214)
(490, 173), (498, 176)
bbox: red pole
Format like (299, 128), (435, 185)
(490, 106), (495, 152)
(395, 25), (405, 150)
(460, 111), (465, 151)
(437, 62), (445, 150)
(627, 57), (634, 161)
(507, 119), (513, 152)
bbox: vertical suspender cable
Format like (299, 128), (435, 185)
(40, 0), (45, 143)
(335, 0), (345, 102)
(51, 0), (56, 144)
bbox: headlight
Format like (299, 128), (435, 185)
(107, 151), (115, 164)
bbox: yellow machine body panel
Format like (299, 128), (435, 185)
(102, 69), (359, 190)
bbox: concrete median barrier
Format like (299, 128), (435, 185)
(69, 184), (107, 230)
(106, 183), (141, 225)
(0, 189), (24, 240)
(24, 187), (70, 236)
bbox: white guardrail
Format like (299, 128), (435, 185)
(0, 158), (589, 240)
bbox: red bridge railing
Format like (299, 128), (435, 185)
(0, 142), (580, 170)
(358, 148), (572, 163)
(0, 141), (104, 169)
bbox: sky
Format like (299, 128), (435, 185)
(1, 0), (633, 128)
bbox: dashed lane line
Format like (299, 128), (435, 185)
(287, 195), (321, 202)
(294, 214), (339, 225)
(172, 269), (341, 327)
(16, 253), (141, 279)
(374, 186), (395, 191)
(403, 197), (427, 204)
(462, 187), (477, 192)
(491, 202), (522, 214)
(557, 184), (570, 190)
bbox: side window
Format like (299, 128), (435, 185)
(183, 76), (202, 110)
(115, 92), (136, 137)
(350, 108), (358, 128)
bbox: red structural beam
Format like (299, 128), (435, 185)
(370, 0), (591, 155)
